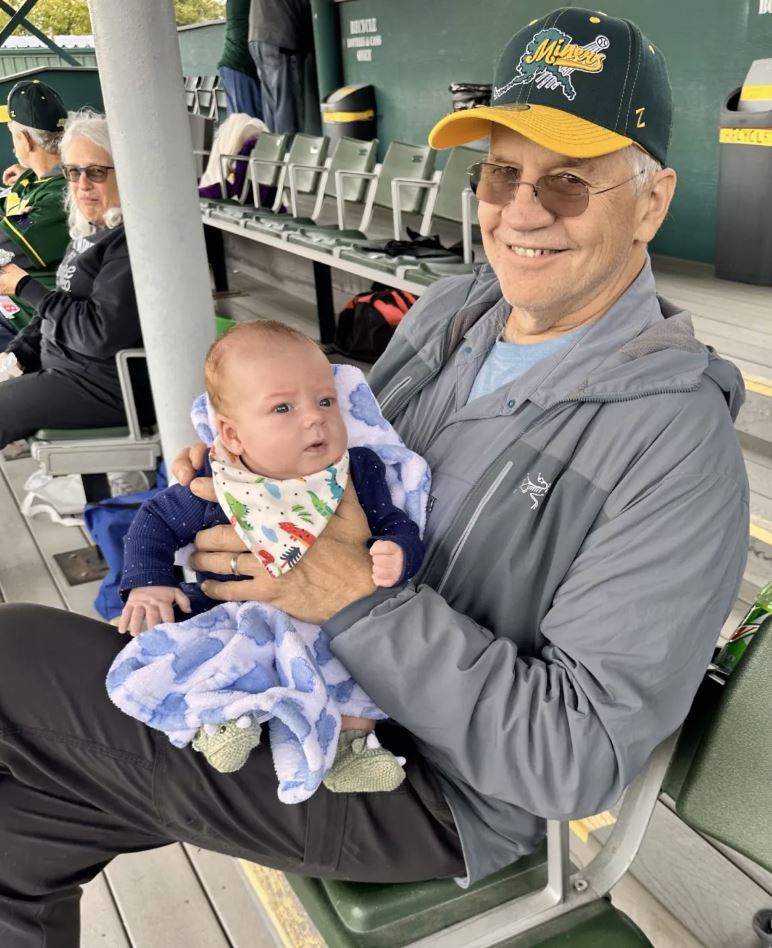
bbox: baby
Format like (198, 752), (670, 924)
(118, 320), (424, 793)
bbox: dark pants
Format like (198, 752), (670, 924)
(249, 40), (305, 135)
(0, 369), (125, 448)
(217, 65), (263, 119)
(0, 604), (464, 948)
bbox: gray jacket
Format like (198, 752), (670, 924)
(325, 259), (749, 885)
(248, 0), (311, 50)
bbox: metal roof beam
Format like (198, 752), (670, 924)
(0, 0), (80, 66)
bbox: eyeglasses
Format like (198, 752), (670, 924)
(61, 164), (115, 183)
(467, 162), (643, 218)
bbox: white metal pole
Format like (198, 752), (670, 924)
(88, 0), (215, 468)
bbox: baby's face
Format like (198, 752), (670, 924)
(216, 339), (348, 479)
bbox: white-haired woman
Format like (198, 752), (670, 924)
(0, 110), (143, 447)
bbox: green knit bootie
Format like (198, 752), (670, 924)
(323, 729), (406, 793)
(192, 715), (262, 773)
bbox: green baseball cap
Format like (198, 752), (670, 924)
(6, 79), (67, 132)
(429, 7), (672, 165)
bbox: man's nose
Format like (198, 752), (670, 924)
(500, 179), (555, 229)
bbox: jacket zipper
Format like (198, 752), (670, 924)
(425, 382), (701, 597)
(378, 376), (413, 414)
(436, 461), (513, 595)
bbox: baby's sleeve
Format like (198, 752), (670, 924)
(349, 447), (425, 584)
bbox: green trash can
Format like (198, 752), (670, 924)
(715, 59), (772, 286)
(321, 84), (375, 142)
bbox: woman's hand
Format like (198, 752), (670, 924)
(190, 480), (377, 625)
(0, 263), (28, 295)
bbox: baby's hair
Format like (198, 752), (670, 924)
(205, 319), (318, 412)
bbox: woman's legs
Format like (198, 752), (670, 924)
(0, 605), (463, 948)
(0, 370), (125, 447)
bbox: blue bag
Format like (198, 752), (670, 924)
(84, 464), (168, 620)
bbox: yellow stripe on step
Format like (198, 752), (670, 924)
(239, 861), (326, 948)
(751, 516), (772, 548)
(570, 810), (617, 843)
(744, 375), (772, 399)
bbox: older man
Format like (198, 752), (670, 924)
(0, 9), (748, 944)
(0, 79), (69, 348)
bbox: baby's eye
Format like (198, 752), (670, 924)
(273, 403), (291, 414)
(319, 396), (334, 408)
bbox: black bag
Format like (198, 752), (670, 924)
(358, 226), (464, 260)
(334, 286), (417, 363)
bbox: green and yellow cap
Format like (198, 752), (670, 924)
(429, 7), (672, 165)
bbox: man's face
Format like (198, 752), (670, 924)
(478, 126), (650, 334)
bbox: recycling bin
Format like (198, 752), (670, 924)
(715, 59), (772, 285)
(321, 84), (375, 142)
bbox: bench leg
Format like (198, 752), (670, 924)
(81, 474), (111, 503)
(204, 224), (229, 294)
(312, 261), (336, 349)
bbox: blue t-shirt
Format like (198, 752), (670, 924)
(467, 327), (584, 404)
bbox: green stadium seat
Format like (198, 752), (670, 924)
(286, 141), (435, 254)
(667, 615), (772, 873)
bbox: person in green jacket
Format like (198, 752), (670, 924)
(217, 0), (263, 118)
(0, 79), (69, 348)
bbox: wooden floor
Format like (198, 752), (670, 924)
(1, 252), (770, 947)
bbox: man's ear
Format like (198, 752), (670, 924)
(634, 167), (677, 244)
(216, 414), (243, 456)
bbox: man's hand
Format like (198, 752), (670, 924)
(369, 540), (405, 587)
(118, 585), (192, 636)
(191, 481), (377, 624)
(0, 263), (28, 296)
(2, 163), (24, 186)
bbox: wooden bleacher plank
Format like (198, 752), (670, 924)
(569, 822), (703, 948)
(81, 873), (131, 948)
(105, 845), (232, 947)
(599, 801), (771, 948)
(184, 845), (281, 948)
(0, 455), (101, 619)
(0, 457), (66, 608)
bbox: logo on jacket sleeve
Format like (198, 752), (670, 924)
(495, 28), (610, 102)
(519, 472), (552, 510)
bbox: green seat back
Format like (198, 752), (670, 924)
(372, 141), (435, 214)
(669, 615), (772, 872)
(286, 846), (546, 948)
(285, 133), (329, 194)
(323, 136), (379, 202)
(432, 146), (481, 225)
(251, 132), (290, 187)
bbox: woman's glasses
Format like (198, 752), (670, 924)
(467, 162), (643, 218)
(61, 164), (115, 183)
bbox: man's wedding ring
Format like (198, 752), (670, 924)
(229, 555), (240, 576)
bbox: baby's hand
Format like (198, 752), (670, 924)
(369, 540), (405, 587)
(118, 586), (192, 636)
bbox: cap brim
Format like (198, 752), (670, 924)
(428, 103), (633, 158)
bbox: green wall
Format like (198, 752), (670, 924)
(178, 20), (225, 77)
(0, 66), (103, 171)
(337, 0), (772, 263)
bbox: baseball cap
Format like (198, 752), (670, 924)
(429, 8), (672, 165)
(5, 79), (67, 132)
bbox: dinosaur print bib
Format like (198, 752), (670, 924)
(209, 438), (349, 577)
